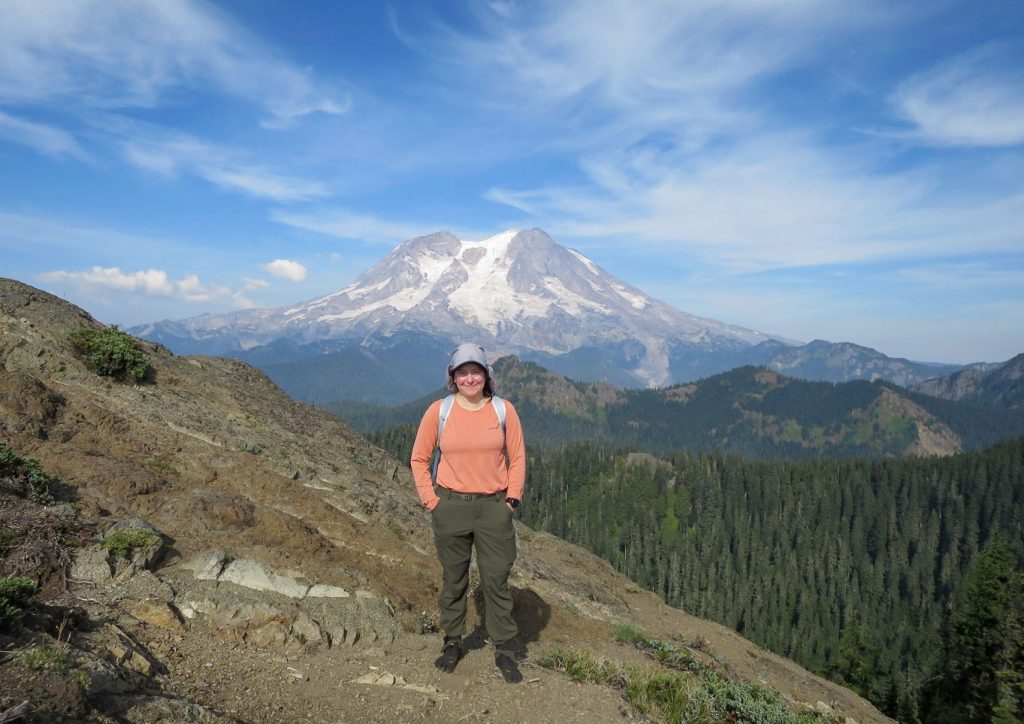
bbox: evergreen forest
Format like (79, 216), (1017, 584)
(370, 424), (1024, 721)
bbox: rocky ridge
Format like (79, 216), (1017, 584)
(912, 353), (1024, 410)
(0, 278), (888, 722)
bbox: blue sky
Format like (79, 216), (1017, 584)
(1, 0), (1022, 364)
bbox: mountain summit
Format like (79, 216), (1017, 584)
(135, 228), (786, 387)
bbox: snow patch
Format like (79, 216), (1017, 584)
(543, 276), (612, 315)
(344, 278), (390, 300)
(285, 287), (350, 317)
(415, 253), (455, 285)
(611, 283), (648, 311)
(318, 284), (433, 321)
(568, 248), (600, 276)
(448, 231), (523, 329)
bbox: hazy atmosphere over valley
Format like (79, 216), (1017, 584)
(2, 0), (1023, 365)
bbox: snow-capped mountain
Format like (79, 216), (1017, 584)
(134, 228), (789, 387)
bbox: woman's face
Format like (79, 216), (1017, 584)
(453, 362), (486, 399)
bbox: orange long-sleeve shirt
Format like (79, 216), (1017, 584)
(410, 397), (526, 510)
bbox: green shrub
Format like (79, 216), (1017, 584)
(100, 528), (161, 560)
(69, 325), (153, 383)
(0, 576), (40, 630)
(0, 440), (56, 504)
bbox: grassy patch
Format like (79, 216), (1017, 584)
(144, 458), (179, 478)
(563, 600), (583, 617)
(537, 649), (621, 685)
(11, 642), (89, 692)
(100, 528), (161, 560)
(612, 621), (647, 644)
(613, 626), (705, 674)
(539, 626), (825, 723)
(15, 643), (69, 671)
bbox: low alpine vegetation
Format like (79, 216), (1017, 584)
(14, 642), (69, 671)
(0, 440), (57, 504)
(100, 528), (161, 560)
(69, 325), (153, 383)
(0, 576), (40, 630)
(539, 626), (824, 724)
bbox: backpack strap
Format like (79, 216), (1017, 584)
(491, 395), (507, 431)
(438, 394), (457, 440)
(431, 395), (508, 483)
(491, 395), (508, 461)
(431, 394), (457, 483)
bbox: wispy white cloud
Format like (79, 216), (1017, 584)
(270, 208), (437, 244)
(421, 2), (1023, 274)
(37, 265), (254, 307)
(895, 259), (1024, 289)
(119, 127), (329, 201)
(489, 133), (1024, 270)
(893, 45), (1024, 147)
(242, 277), (269, 290)
(0, 0), (349, 126)
(0, 110), (89, 159)
(0, 210), (192, 257)
(439, 0), (845, 101)
(262, 259), (308, 282)
(176, 273), (254, 306)
(411, 0), (881, 148)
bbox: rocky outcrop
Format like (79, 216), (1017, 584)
(183, 551), (351, 599)
(71, 535), (399, 651)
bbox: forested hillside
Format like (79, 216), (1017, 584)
(343, 359), (1024, 459)
(369, 427), (1024, 720)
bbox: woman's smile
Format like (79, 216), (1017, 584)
(454, 363), (486, 399)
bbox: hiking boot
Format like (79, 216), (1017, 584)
(434, 636), (462, 673)
(495, 650), (522, 683)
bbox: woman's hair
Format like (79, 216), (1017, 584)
(446, 364), (496, 397)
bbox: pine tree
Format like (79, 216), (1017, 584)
(992, 568), (1024, 722)
(924, 532), (1019, 722)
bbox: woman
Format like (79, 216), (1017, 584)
(410, 343), (526, 683)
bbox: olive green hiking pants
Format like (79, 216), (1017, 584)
(431, 487), (518, 645)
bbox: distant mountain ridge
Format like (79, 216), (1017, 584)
(132, 228), (977, 397)
(912, 353), (1024, 410)
(336, 357), (1024, 460)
